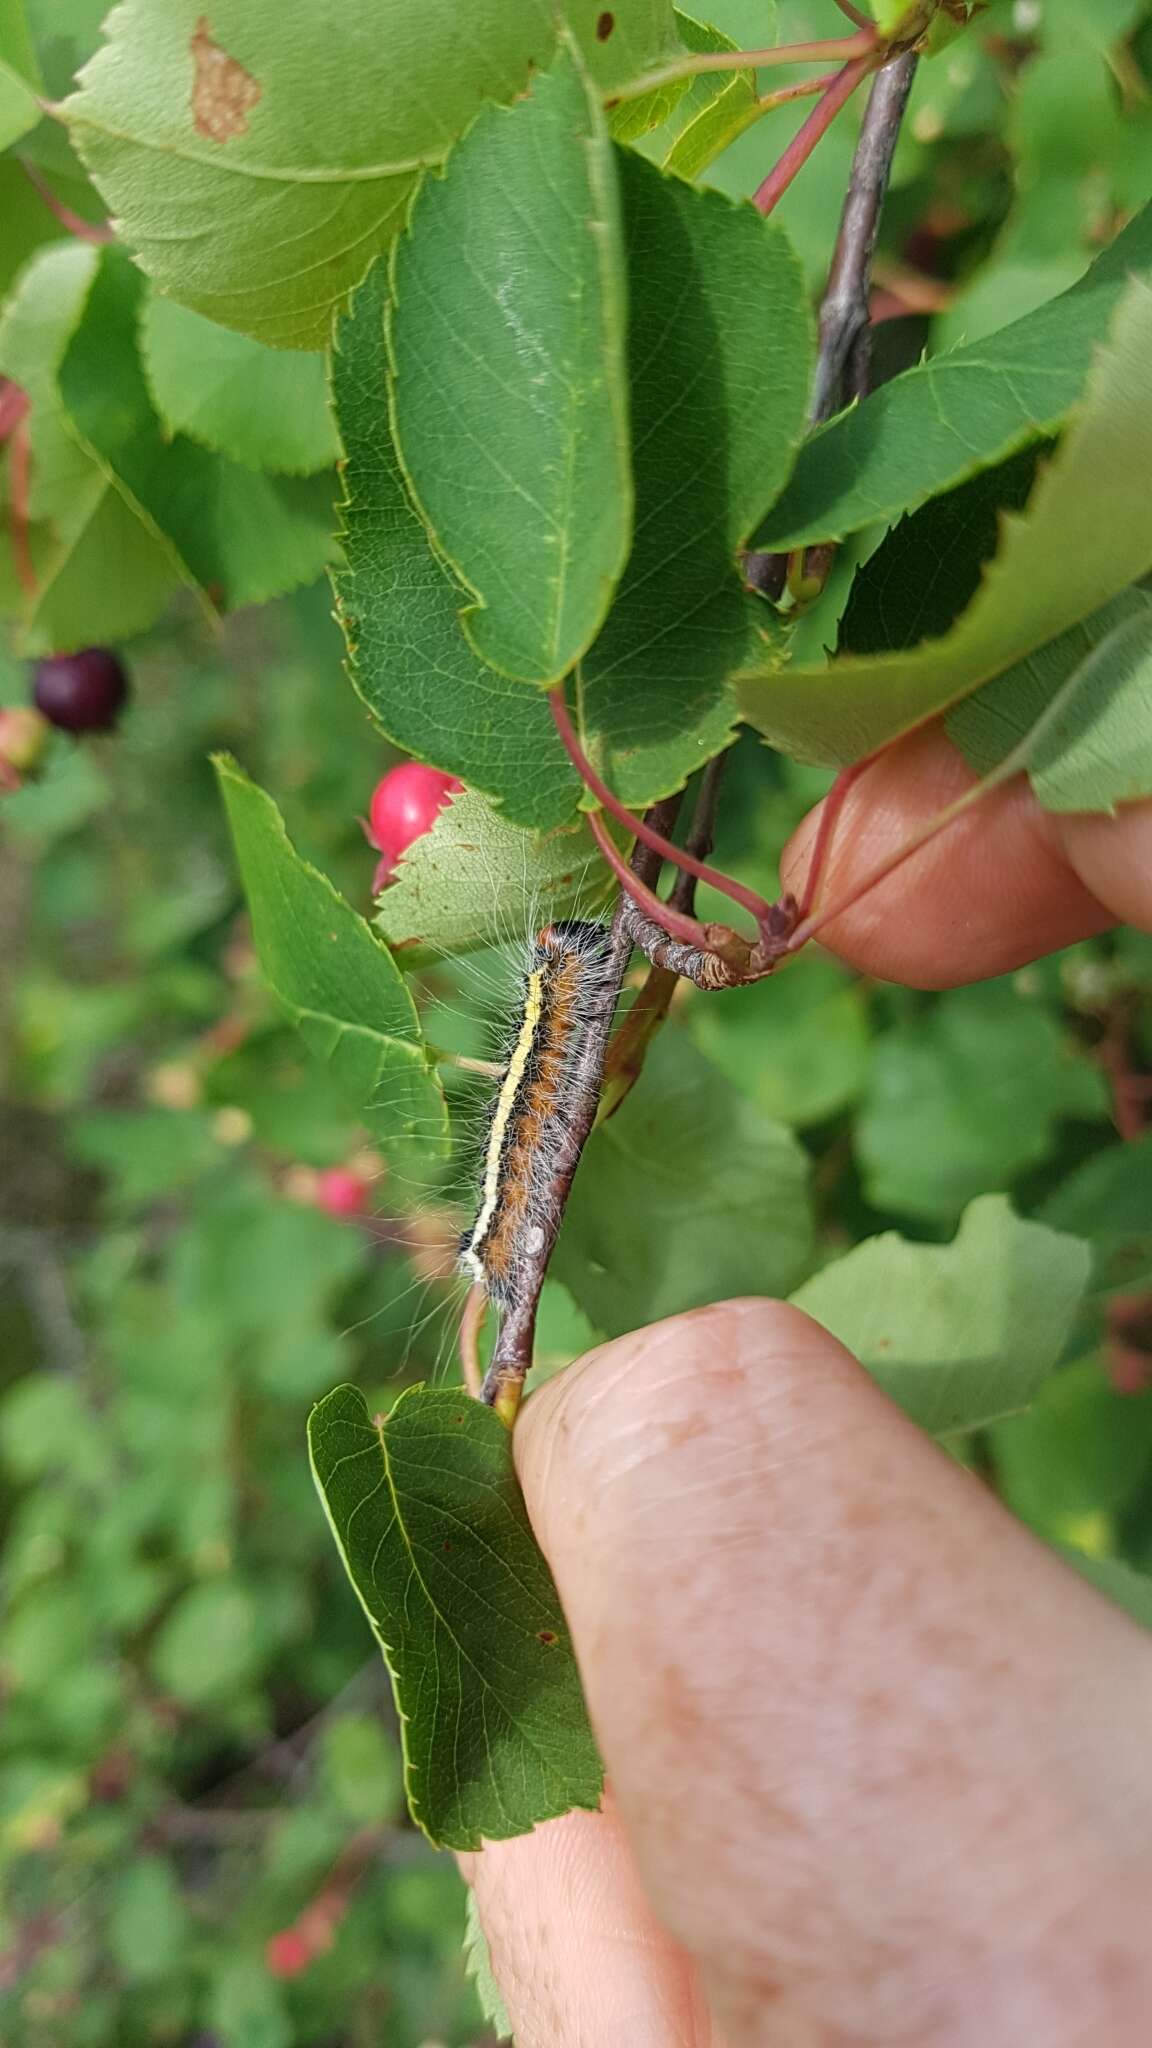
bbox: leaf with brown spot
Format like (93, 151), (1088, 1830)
(63, 0), (685, 348)
(189, 16), (260, 143)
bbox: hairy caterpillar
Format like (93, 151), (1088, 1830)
(458, 918), (617, 1309)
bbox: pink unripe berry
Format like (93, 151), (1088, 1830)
(368, 762), (463, 865)
(314, 1167), (370, 1218)
(265, 1928), (312, 1979)
(0, 706), (50, 791)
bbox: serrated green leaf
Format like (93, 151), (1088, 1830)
(14, 478), (183, 654)
(374, 785), (612, 957)
(389, 42), (631, 687)
(579, 149), (810, 805)
(621, 10), (760, 178)
(856, 982), (1107, 1224)
(0, 64), (37, 150)
(332, 262), (578, 831)
(23, 0), (107, 97)
(214, 755), (448, 1169)
(339, 135), (806, 819)
(463, 1889), (512, 2039)
(139, 292), (339, 475)
(0, 0), (41, 150)
(0, 238), (182, 649)
(309, 1382), (602, 1849)
(554, 1027), (812, 1335)
(790, 1195), (1090, 1435)
(664, 61), (761, 180)
(756, 200), (1152, 553)
(608, 13), (694, 143)
(63, 0), (681, 350)
(948, 592), (1152, 814)
(58, 247), (337, 610)
(838, 445), (1043, 657)
(738, 276), (1152, 764)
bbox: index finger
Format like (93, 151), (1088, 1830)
(504, 1301), (1152, 2048)
(778, 726), (1152, 988)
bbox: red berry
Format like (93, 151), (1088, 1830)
(265, 1928), (312, 1979)
(368, 762), (462, 864)
(32, 648), (129, 734)
(314, 1167), (370, 1218)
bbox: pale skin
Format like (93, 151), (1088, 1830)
(461, 729), (1152, 2048)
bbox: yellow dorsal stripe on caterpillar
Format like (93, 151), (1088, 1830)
(458, 919), (614, 1306)
(461, 960), (547, 1281)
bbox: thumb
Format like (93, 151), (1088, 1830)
(504, 1300), (1152, 2048)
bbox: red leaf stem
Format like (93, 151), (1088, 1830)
(753, 55), (874, 217)
(549, 688), (777, 932)
(20, 159), (114, 244)
(586, 809), (717, 952)
(8, 416), (37, 599)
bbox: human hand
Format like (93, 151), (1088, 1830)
(462, 733), (1152, 2048)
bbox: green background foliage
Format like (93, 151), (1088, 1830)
(4, 0), (1152, 2041)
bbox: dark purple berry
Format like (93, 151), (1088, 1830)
(32, 648), (129, 734)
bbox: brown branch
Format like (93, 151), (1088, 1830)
(587, 807), (717, 953)
(668, 751), (727, 916)
(1106, 1291), (1152, 1395)
(618, 895), (799, 988)
(808, 50), (920, 422)
(599, 958), (678, 1114)
(601, 756), (731, 1114)
(1095, 993), (1150, 1146)
(746, 49), (918, 599)
(573, 738), (799, 987)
